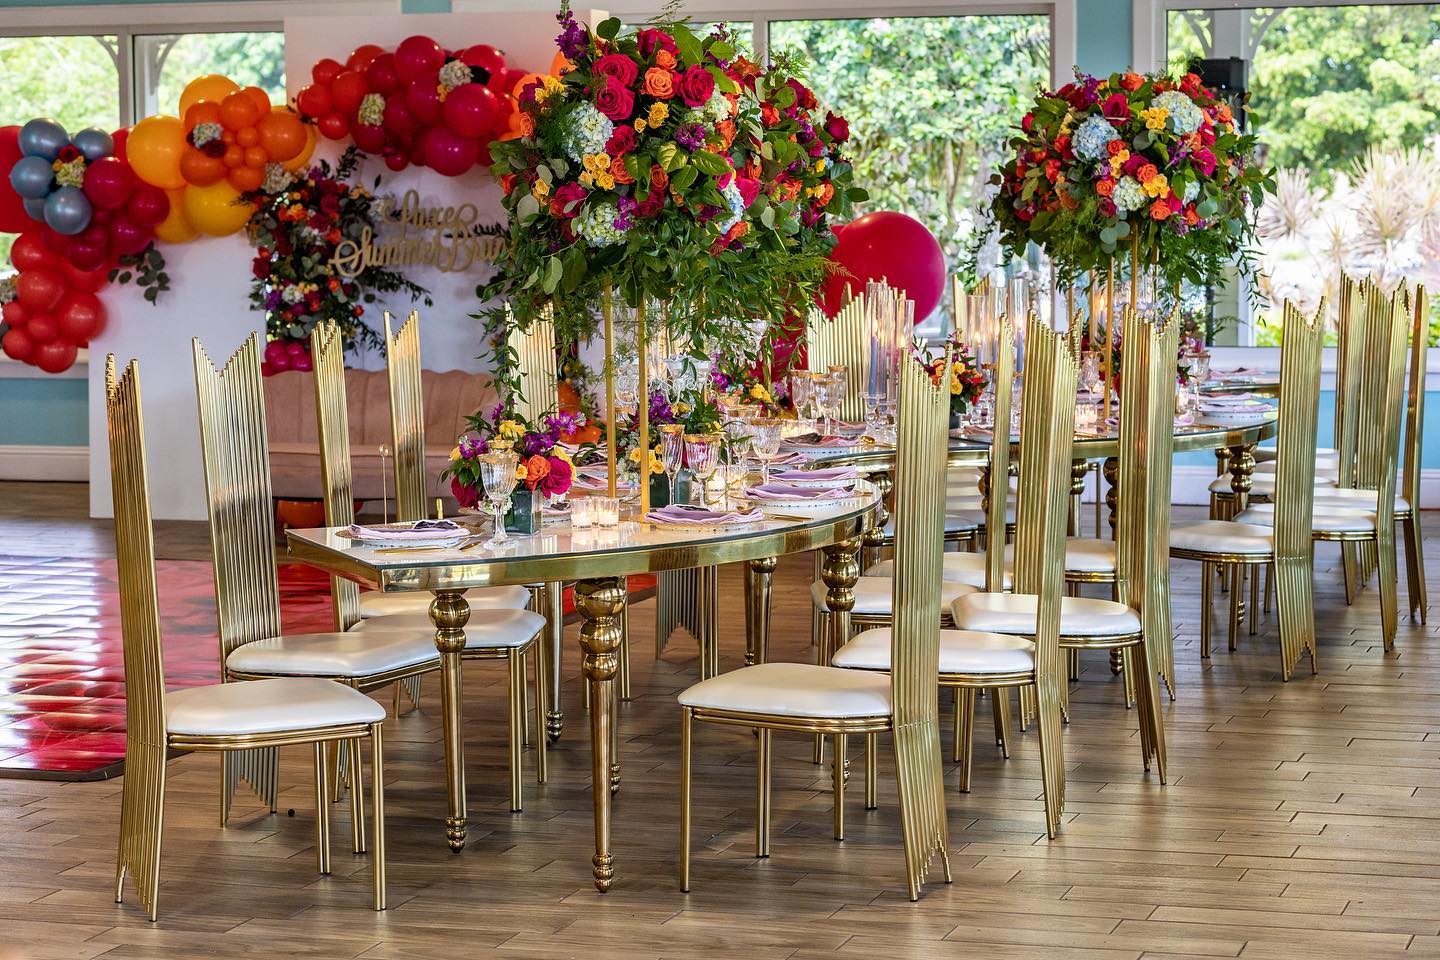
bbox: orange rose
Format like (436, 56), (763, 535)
(650, 164), (669, 191)
(1095, 178), (1114, 197)
(1106, 139), (1126, 156)
(611, 161), (634, 185)
(517, 112), (536, 137)
(815, 182), (835, 207)
(1149, 199), (1171, 220)
(1137, 163), (1158, 183)
(654, 49), (677, 70)
(716, 119), (735, 149)
(524, 455), (550, 488)
(1120, 72), (1144, 91)
(643, 67), (676, 100)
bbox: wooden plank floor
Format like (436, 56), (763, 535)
(1, 483), (1438, 959)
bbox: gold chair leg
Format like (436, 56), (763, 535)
(520, 651), (531, 746)
(1017, 685), (1034, 731)
(532, 646), (548, 785)
(370, 722), (386, 911)
(832, 734), (846, 840)
(1228, 565), (1242, 652)
(1066, 647), (1080, 681)
(813, 609), (829, 765)
(1342, 542), (1359, 604)
(1249, 563), (1259, 636)
(313, 742), (331, 875)
(1403, 514), (1427, 623)
(1134, 639), (1167, 783)
(1200, 561), (1213, 658)
(349, 738), (366, 854)
(508, 649), (524, 812)
(1377, 532), (1399, 652)
(991, 687), (1011, 758)
(328, 739), (345, 803)
(1033, 680), (1065, 839)
(679, 706), (693, 891)
(619, 598), (633, 701)
(956, 688), (976, 792)
(756, 728), (771, 857)
(864, 732), (878, 810)
(1264, 562), (1274, 614)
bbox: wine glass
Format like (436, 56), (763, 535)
(723, 413), (752, 471)
(826, 365), (848, 428)
(477, 450), (519, 547)
(659, 423), (686, 505)
(748, 417), (784, 484)
(615, 363), (639, 414)
(1080, 351), (1102, 396)
(684, 434), (722, 509)
(818, 371), (844, 435)
(791, 371), (816, 428)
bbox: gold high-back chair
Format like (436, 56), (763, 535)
(805, 300), (868, 423)
(1400, 286), (1428, 623)
(506, 303), (558, 420)
(383, 310), (427, 522)
(311, 321), (361, 632)
(114, 355), (388, 919)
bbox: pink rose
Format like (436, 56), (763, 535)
(735, 175), (761, 208)
(539, 456), (572, 497)
(549, 182), (588, 219)
(678, 64), (715, 107)
(450, 476), (480, 510)
(1102, 92), (1130, 123)
(824, 111), (849, 143)
(1191, 147), (1217, 177)
(636, 28), (677, 58)
(1122, 154), (1146, 177)
(592, 52), (638, 88)
(1098, 198), (1118, 218)
(594, 75), (635, 121)
(605, 125), (637, 157)
(636, 188), (665, 217)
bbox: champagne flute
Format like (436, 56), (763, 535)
(826, 364), (848, 429)
(791, 371), (816, 429)
(1080, 351), (1102, 396)
(748, 417), (784, 484)
(659, 423), (686, 505)
(684, 433), (722, 510)
(477, 450), (519, 547)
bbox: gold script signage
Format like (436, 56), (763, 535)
(330, 190), (506, 277)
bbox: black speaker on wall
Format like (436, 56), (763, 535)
(1190, 56), (1249, 131)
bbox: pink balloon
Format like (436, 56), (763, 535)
(291, 353), (313, 373)
(382, 92), (417, 137)
(125, 183), (169, 226)
(394, 35), (445, 84)
(421, 125), (479, 177)
(384, 153), (409, 172)
(828, 212), (946, 322)
(263, 340), (290, 365)
(404, 74), (443, 126)
(352, 123), (387, 153)
(458, 44), (506, 83)
(108, 217), (151, 257)
(68, 240), (108, 272)
(365, 52), (401, 95)
(442, 84), (496, 139)
(83, 156), (136, 210)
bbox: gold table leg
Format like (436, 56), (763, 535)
(544, 581), (564, 743)
(1228, 443), (1256, 625)
(820, 537), (860, 774)
(430, 589), (469, 852)
(1069, 458), (1088, 537)
(575, 577), (626, 891)
(861, 471), (892, 570)
(745, 556), (777, 666)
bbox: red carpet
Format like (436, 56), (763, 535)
(0, 555), (649, 780)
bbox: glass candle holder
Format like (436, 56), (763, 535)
(594, 497), (620, 527)
(571, 497), (594, 529)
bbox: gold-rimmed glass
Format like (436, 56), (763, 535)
(684, 433), (722, 509)
(748, 417), (785, 484)
(659, 423), (686, 505)
(478, 450), (519, 546)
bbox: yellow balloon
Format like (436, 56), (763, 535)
(179, 74), (239, 117)
(280, 111), (317, 172)
(127, 115), (187, 190)
(182, 181), (254, 236)
(153, 187), (198, 244)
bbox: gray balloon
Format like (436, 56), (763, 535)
(22, 196), (46, 221)
(71, 127), (114, 161)
(44, 186), (92, 235)
(18, 118), (69, 161)
(9, 155), (55, 199)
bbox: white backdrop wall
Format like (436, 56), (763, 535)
(88, 10), (601, 520)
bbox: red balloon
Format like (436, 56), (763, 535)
(382, 92), (417, 137)
(109, 217), (151, 256)
(79, 223), (108, 248)
(56, 291), (106, 344)
(63, 261), (110, 293)
(34, 339), (78, 374)
(828, 212), (946, 322)
(405, 74), (443, 126)
(2, 328), (35, 363)
(26, 313), (58, 344)
(40, 225), (71, 256)
(365, 52), (400, 95)
(291, 353), (314, 373)
(112, 126), (129, 161)
(126, 183), (169, 226)
(394, 35), (445, 84)
(295, 83), (333, 119)
(459, 44), (506, 83)
(346, 43), (385, 72)
(9, 232), (57, 272)
(330, 70), (369, 114)
(2, 299), (27, 328)
(421, 125), (479, 177)
(83, 156), (137, 210)
(16, 269), (64, 312)
(352, 123), (386, 154)
(317, 111), (351, 140)
(384, 153), (409, 172)
(442, 83), (496, 138)
(311, 58), (344, 86)
(0, 125), (30, 233)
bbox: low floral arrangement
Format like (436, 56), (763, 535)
(924, 335), (985, 416)
(243, 147), (431, 374)
(444, 405), (579, 508)
(985, 69), (1273, 289)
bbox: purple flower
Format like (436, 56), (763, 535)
(674, 123), (706, 151)
(489, 402), (506, 424)
(556, 10), (587, 60)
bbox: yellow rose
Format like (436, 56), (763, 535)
(1142, 174), (1170, 199)
(531, 180), (550, 202)
(515, 463), (528, 481)
(449, 446), (462, 462)
(648, 102), (668, 127)
(498, 419), (525, 439)
(1140, 106), (1169, 131)
(635, 118), (647, 133)
(595, 172), (615, 190)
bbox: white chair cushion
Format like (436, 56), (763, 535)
(1254, 457), (1338, 476)
(1062, 538), (1118, 573)
(832, 627), (1035, 676)
(810, 577), (978, 614)
(351, 608), (545, 650)
(678, 662), (891, 719)
(358, 584), (532, 618)
(1310, 488), (1411, 514)
(1170, 520), (1274, 555)
(866, 551), (1011, 589)
(950, 592), (1142, 638)
(1254, 445), (1336, 464)
(882, 511), (986, 539)
(226, 630), (438, 678)
(167, 677), (384, 737)
(1234, 504), (1378, 535)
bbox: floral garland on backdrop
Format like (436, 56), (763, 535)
(243, 147), (431, 374)
(984, 69), (1273, 290)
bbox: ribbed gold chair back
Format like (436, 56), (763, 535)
(192, 332), (282, 819)
(311, 321), (361, 631)
(106, 356), (168, 920)
(1011, 313), (1079, 836)
(1401, 285), (1426, 522)
(384, 310), (427, 522)
(805, 300), (868, 423)
(1333, 276), (1360, 466)
(887, 337), (952, 901)
(506, 303), (558, 420)
(983, 317), (1015, 592)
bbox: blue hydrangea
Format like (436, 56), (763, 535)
(1182, 178), (1199, 204)
(577, 201), (625, 247)
(1113, 176), (1146, 213)
(1154, 90), (1203, 135)
(702, 90), (731, 123)
(1072, 115), (1116, 162)
(562, 103), (613, 163)
(718, 178), (746, 233)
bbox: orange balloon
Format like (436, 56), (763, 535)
(512, 72), (541, 98)
(243, 145), (268, 167)
(228, 165), (264, 192)
(241, 86), (272, 117)
(223, 144), (245, 168)
(219, 91), (261, 131)
(184, 100), (223, 131)
(180, 147), (226, 186)
(281, 118), (317, 172)
(179, 74), (239, 117)
(497, 130), (521, 142)
(154, 187), (198, 243)
(221, 128), (235, 144)
(257, 110), (306, 162)
(550, 53), (573, 76)
(236, 126), (259, 148)
(127, 115), (187, 190)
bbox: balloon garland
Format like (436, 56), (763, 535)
(0, 35), (520, 374)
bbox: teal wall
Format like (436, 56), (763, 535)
(1077, 0), (1135, 75)
(0, 378), (88, 446)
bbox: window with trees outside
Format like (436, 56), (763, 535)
(1169, 3), (1440, 346)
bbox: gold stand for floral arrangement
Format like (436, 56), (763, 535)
(637, 297), (651, 518)
(603, 288), (618, 498)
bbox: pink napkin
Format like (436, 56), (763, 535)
(347, 520), (466, 542)
(770, 465), (859, 484)
(645, 504), (763, 525)
(782, 433), (863, 448)
(573, 468), (637, 491)
(746, 482), (855, 501)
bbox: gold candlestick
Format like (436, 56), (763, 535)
(603, 287), (617, 498)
